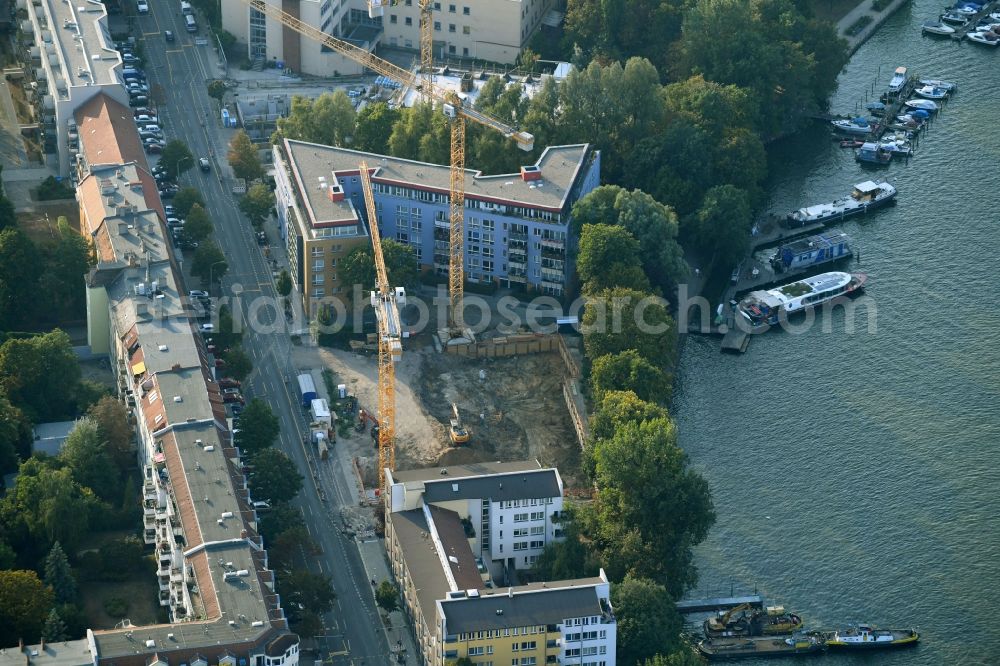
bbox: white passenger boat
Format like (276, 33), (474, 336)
(886, 66), (908, 93)
(786, 181), (897, 226)
(922, 20), (955, 34)
(830, 117), (873, 135)
(914, 85), (949, 100)
(737, 272), (868, 328)
(918, 78), (957, 91)
(904, 99), (939, 112)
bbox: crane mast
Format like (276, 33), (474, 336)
(359, 161), (402, 490)
(245, 0), (534, 332)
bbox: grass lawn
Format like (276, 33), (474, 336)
(79, 578), (160, 629)
(806, 0), (865, 24)
(16, 203), (81, 247)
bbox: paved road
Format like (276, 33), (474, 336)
(136, 7), (388, 663)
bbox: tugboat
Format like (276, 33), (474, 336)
(705, 605), (805, 638)
(737, 272), (867, 329)
(786, 180), (896, 226)
(698, 635), (826, 660)
(825, 625), (920, 650)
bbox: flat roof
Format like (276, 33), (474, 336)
(391, 460), (543, 483)
(427, 505), (485, 593)
(422, 469), (561, 503)
(439, 583), (604, 634)
(389, 509), (453, 619)
(283, 139), (591, 215)
(36, 0), (122, 91)
(0, 639), (93, 666)
(781, 231), (852, 254)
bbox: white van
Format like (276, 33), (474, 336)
(180, 0), (192, 13)
(184, 14), (197, 32)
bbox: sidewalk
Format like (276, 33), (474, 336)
(356, 539), (421, 666)
(836, 0), (912, 54)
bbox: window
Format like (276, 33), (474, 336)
(313, 287), (325, 298)
(514, 513), (528, 522)
(313, 259), (325, 271)
(469, 647), (484, 657)
(448, 44), (456, 54)
(520, 659), (536, 666)
(312, 274), (325, 285)
(520, 642), (536, 651)
(463, 25), (470, 34)
(530, 540), (544, 548)
(463, 5), (469, 13)
(390, 14), (397, 22)
(530, 525), (544, 535)
(448, 3), (455, 10)
(513, 528), (528, 537)
(530, 511), (544, 520)
(405, 16), (412, 24)
(311, 246), (324, 257)
(483, 260), (494, 273)
(449, 23), (456, 32)
(434, 20), (441, 30)
(463, 47), (469, 56)
(513, 541), (528, 551)
(433, 1), (440, 7)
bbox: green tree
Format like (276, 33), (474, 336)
(277, 569), (335, 622)
(0, 228), (42, 329)
(160, 140), (194, 178)
(222, 345), (253, 382)
(212, 304), (242, 351)
(228, 130), (264, 182)
(339, 239), (420, 296)
(259, 502), (305, 544)
(60, 418), (119, 502)
(2, 458), (98, 553)
(248, 448), (303, 504)
(183, 203), (214, 242)
(0, 330), (81, 421)
(589, 390), (668, 442)
(590, 350), (672, 405)
(39, 217), (94, 319)
(0, 570), (54, 645)
(533, 506), (600, 581)
(691, 184), (753, 268)
(207, 80), (228, 102)
(276, 270), (292, 297)
(644, 651), (707, 666)
(42, 607), (68, 642)
(43, 541), (77, 604)
(172, 187), (205, 218)
(387, 103), (450, 164)
(353, 102), (400, 154)
(576, 224), (649, 294)
(588, 418), (714, 595)
(375, 580), (398, 613)
(0, 389), (32, 476)
(98, 535), (145, 581)
(613, 575), (684, 666)
(0, 541), (16, 569)
(192, 240), (228, 285)
(267, 525), (320, 572)
(234, 398), (280, 457)
(239, 182), (275, 228)
(87, 395), (134, 473)
(582, 288), (677, 372)
(275, 92), (357, 146)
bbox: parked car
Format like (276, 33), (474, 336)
(134, 107), (154, 118)
(163, 204), (175, 215)
(230, 403), (244, 416)
(199, 157), (211, 172)
(135, 113), (158, 124)
(252, 501), (271, 511)
(190, 290), (209, 299)
(164, 30), (174, 42)
(145, 143), (163, 153)
(218, 377), (241, 389)
(130, 96), (150, 108)
(136, 0), (148, 13)
(222, 392), (244, 405)
(200, 323), (215, 332)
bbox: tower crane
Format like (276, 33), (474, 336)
(243, 0), (535, 332)
(366, 0), (434, 101)
(358, 160), (403, 490)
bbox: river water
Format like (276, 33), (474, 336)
(672, 1), (1000, 663)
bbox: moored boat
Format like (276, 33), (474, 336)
(886, 66), (908, 94)
(737, 272), (867, 328)
(940, 11), (968, 24)
(904, 98), (938, 112)
(698, 635), (825, 660)
(825, 625), (919, 650)
(966, 30), (1000, 45)
(770, 231), (853, 274)
(918, 78), (957, 91)
(830, 117), (873, 135)
(704, 605), (805, 638)
(922, 20), (955, 34)
(855, 142), (893, 165)
(786, 180), (896, 226)
(915, 85), (949, 100)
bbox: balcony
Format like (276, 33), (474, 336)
(541, 237), (565, 250)
(509, 232), (528, 242)
(541, 269), (564, 284)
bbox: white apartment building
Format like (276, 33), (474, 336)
(221, 0), (554, 77)
(387, 461), (565, 579)
(16, 0), (129, 175)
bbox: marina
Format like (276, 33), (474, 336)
(673, 0), (1000, 659)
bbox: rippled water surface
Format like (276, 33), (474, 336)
(672, 3), (1000, 663)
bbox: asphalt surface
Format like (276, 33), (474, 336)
(135, 8), (388, 663)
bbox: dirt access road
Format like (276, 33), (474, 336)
(291, 339), (583, 489)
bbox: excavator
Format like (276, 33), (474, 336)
(448, 403), (470, 445)
(704, 604), (753, 637)
(704, 603), (803, 638)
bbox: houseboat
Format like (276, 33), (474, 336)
(770, 231), (852, 273)
(886, 66), (908, 94)
(786, 180), (896, 226)
(855, 142), (893, 165)
(737, 272), (867, 328)
(825, 625), (920, 650)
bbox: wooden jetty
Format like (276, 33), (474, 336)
(951, 0), (1000, 40)
(676, 594), (764, 614)
(720, 328), (750, 354)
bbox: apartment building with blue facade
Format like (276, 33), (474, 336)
(272, 138), (600, 312)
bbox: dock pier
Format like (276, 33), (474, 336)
(951, 0), (1000, 40)
(676, 594), (764, 614)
